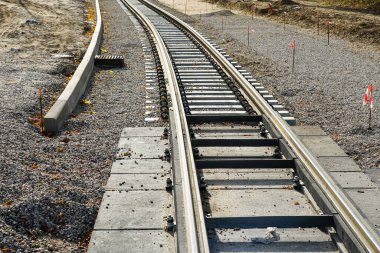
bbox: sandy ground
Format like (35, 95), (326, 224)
(153, 0), (380, 184)
(159, 0), (220, 14)
(0, 0), (89, 57)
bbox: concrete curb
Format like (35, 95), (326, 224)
(44, 0), (103, 133)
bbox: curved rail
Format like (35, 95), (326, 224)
(138, 1), (380, 252)
(121, 0), (209, 251)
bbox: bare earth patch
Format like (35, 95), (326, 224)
(206, 0), (380, 50)
(0, 0), (89, 56)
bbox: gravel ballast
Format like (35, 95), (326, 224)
(0, 0), (149, 251)
(151, 0), (380, 186)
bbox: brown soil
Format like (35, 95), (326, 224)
(0, 0), (90, 57)
(206, 0), (380, 49)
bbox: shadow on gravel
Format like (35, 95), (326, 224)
(348, 125), (378, 135)
(1, 197), (97, 242)
(202, 10), (234, 17)
(280, 88), (300, 97)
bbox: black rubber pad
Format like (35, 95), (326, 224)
(95, 55), (124, 67)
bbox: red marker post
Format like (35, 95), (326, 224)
(363, 84), (374, 129)
(290, 40), (296, 73)
(326, 21), (331, 45)
(283, 12), (288, 31)
(268, 3), (273, 15)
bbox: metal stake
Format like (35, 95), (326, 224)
(369, 106), (372, 130)
(38, 87), (44, 132)
(328, 28), (330, 45)
(290, 41), (296, 73)
(327, 22), (330, 45)
(292, 46), (295, 73)
(247, 25), (250, 46)
(317, 12), (320, 35)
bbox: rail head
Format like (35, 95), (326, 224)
(139, 1), (380, 252)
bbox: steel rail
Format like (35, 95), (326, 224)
(139, 1), (380, 252)
(121, 0), (209, 252)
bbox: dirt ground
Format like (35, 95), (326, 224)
(0, 0), (90, 57)
(205, 0), (380, 50)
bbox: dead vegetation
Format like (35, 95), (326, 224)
(311, 0), (380, 13)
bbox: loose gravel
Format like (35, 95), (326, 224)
(152, 0), (380, 185)
(0, 0), (151, 251)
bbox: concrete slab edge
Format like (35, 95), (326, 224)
(44, 0), (103, 133)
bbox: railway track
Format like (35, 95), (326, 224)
(97, 0), (380, 252)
